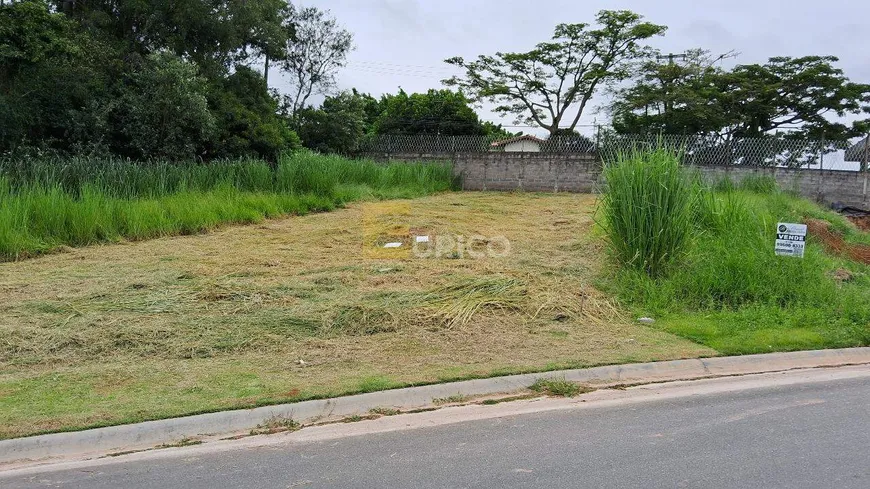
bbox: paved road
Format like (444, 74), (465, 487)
(5, 375), (869, 488)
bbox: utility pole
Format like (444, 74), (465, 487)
(863, 134), (869, 173)
(655, 52), (690, 117)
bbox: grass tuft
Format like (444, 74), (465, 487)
(529, 377), (590, 397)
(600, 147), (693, 278)
(250, 416), (301, 436)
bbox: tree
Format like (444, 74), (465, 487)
(208, 66), (300, 160)
(110, 53), (216, 160)
(280, 6), (354, 119)
(0, 0), (80, 84)
(610, 49), (737, 135)
(444, 10), (666, 137)
(611, 54), (870, 142)
(296, 89), (375, 155)
(0, 0), (339, 159)
(723, 56), (870, 141)
(52, 0), (292, 78)
(0, 0), (116, 153)
(374, 89), (490, 136)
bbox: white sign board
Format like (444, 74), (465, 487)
(775, 223), (807, 258)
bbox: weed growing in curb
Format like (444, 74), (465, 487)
(157, 437), (203, 449)
(433, 394), (471, 405)
(479, 394), (538, 405)
(369, 407), (402, 417)
(529, 378), (591, 398)
(250, 416), (301, 436)
(341, 414), (380, 423)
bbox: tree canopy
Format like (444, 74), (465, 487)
(374, 89), (493, 136)
(0, 0), (329, 160)
(280, 6), (354, 119)
(293, 88), (513, 155)
(611, 53), (870, 141)
(444, 10), (666, 136)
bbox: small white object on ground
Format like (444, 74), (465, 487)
(415, 236), (430, 243)
(296, 360), (306, 366)
(638, 317), (656, 324)
(383, 242), (403, 249)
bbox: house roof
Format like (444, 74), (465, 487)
(845, 136), (870, 162)
(490, 135), (546, 147)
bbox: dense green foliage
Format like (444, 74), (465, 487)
(209, 67), (300, 159)
(603, 157), (870, 354)
(0, 0), (309, 160)
(0, 153), (454, 260)
(295, 88), (513, 155)
(611, 51), (870, 141)
(295, 90), (380, 155)
(373, 89), (493, 136)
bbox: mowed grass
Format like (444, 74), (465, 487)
(0, 152), (455, 261)
(0, 193), (712, 439)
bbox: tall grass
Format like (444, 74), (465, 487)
(0, 152), (455, 261)
(604, 155), (870, 353)
(600, 147), (694, 278)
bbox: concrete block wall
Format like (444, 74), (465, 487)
(695, 166), (869, 208)
(453, 153), (601, 193)
(363, 152), (869, 208)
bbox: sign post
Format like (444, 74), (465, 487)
(775, 223), (807, 258)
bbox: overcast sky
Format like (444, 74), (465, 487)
(274, 0), (870, 136)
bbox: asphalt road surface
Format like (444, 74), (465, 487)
(5, 374), (869, 488)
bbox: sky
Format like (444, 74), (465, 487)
(272, 0), (870, 140)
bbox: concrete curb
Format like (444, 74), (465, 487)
(2, 347), (869, 465)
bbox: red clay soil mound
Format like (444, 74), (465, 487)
(849, 215), (870, 232)
(806, 219), (870, 265)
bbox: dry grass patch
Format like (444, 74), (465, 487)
(0, 192), (713, 439)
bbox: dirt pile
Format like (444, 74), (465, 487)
(848, 215), (870, 232)
(806, 219), (870, 265)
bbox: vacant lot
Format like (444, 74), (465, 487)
(0, 192), (712, 439)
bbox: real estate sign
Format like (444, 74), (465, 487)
(775, 223), (807, 258)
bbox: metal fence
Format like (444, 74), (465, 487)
(358, 134), (595, 154)
(358, 133), (859, 171)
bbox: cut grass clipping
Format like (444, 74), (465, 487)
(1, 193), (711, 440)
(602, 147), (870, 355)
(0, 151), (454, 261)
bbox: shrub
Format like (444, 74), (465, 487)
(111, 53), (216, 161)
(209, 67), (301, 160)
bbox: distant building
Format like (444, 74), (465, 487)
(845, 136), (869, 163)
(490, 135), (545, 153)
